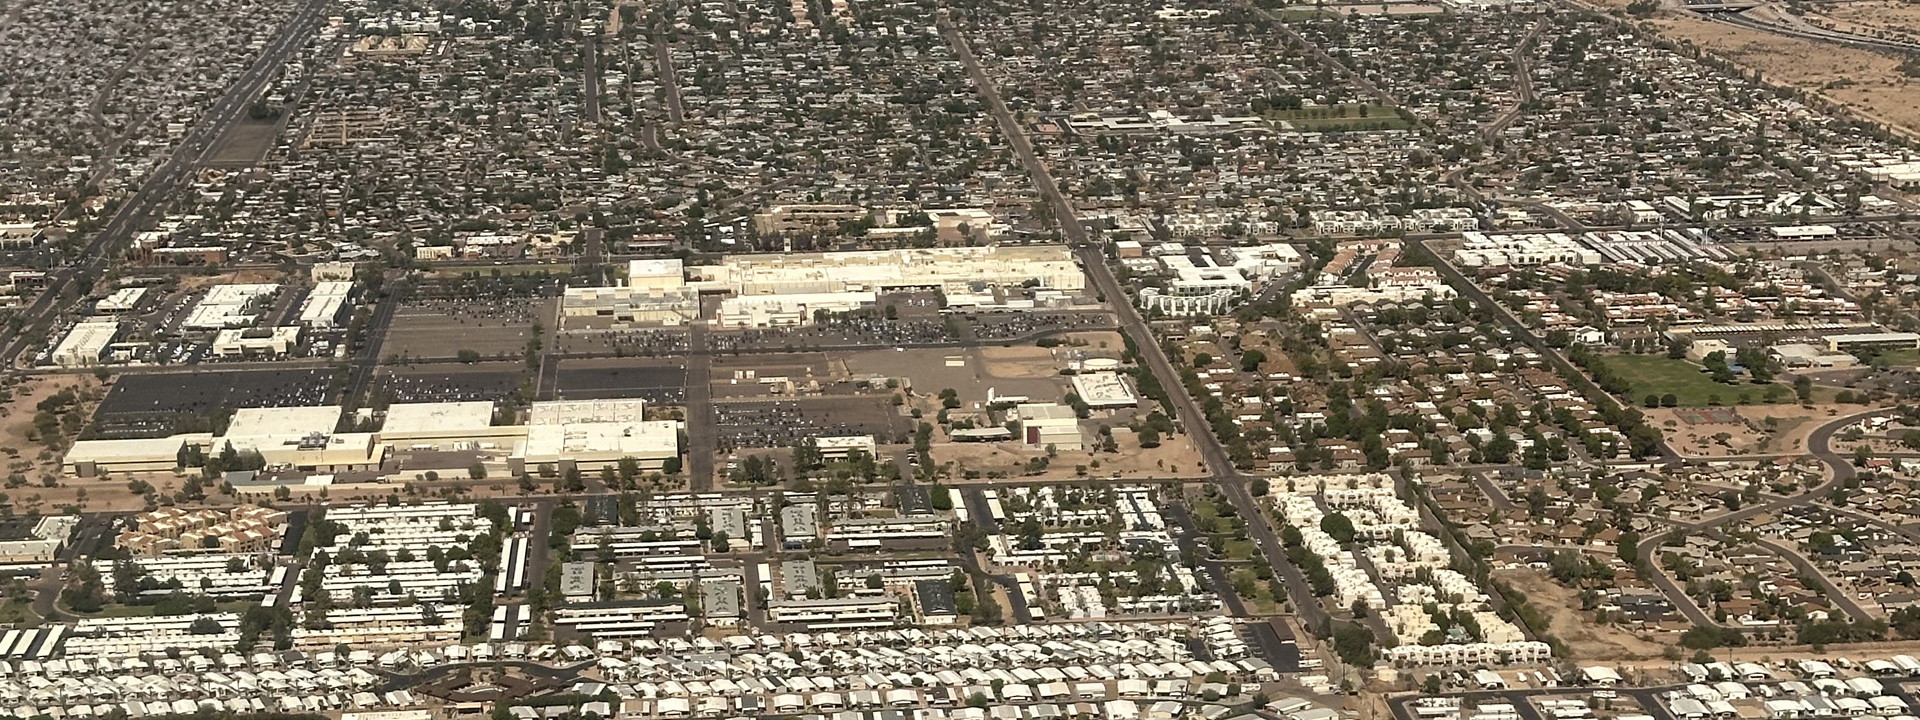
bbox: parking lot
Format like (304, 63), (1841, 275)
(553, 327), (690, 356)
(92, 368), (334, 437)
(381, 298), (552, 361)
(966, 311), (1115, 341)
(373, 365), (525, 404)
(714, 397), (907, 450)
(707, 317), (955, 352)
(552, 360), (687, 404)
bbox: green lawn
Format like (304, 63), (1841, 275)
(1602, 355), (1799, 407)
(1219, 538), (1258, 562)
(1264, 105), (1413, 132)
(72, 599), (255, 619)
(0, 600), (37, 628)
(1874, 349), (1920, 368)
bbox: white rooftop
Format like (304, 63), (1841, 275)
(382, 401), (497, 436)
(228, 406), (343, 438)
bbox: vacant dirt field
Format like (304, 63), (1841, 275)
(1497, 569), (1669, 662)
(0, 376), (108, 479)
(931, 428), (1208, 480)
(1631, 8), (1920, 138)
(977, 345), (1066, 380)
(1806, 1), (1920, 46)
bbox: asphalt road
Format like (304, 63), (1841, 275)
(1634, 407), (1894, 627)
(0, 0), (331, 368)
(684, 318), (715, 491)
(944, 10), (1333, 642)
(654, 36), (684, 124)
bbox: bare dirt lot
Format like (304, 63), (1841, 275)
(931, 427), (1207, 480)
(1803, 1), (1920, 47)
(975, 345), (1066, 380)
(1496, 569), (1669, 662)
(1651, 402), (1857, 457)
(0, 376), (107, 481)
(1601, 2), (1920, 138)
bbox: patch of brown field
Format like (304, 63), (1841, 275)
(1497, 568), (1670, 662)
(1640, 10), (1920, 139)
(1565, 0), (1920, 141)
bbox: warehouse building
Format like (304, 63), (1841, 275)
(512, 420), (680, 474)
(1017, 404), (1083, 451)
(379, 401), (516, 450)
(298, 281), (354, 329)
(49, 319), (121, 368)
(63, 434), (213, 477)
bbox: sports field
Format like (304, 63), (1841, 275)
(1602, 355), (1796, 407)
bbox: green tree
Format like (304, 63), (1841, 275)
(1320, 513), (1356, 544)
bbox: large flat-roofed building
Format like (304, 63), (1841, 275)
(752, 204), (869, 236)
(219, 406), (385, 473)
(561, 562), (597, 604)
(380, 401), (516, 450)
(212, 326), (302, 358)
(94, 287), (148, 314)
(512, 420), (680, 474)
(624, 259), (686, 290)
(690, 245), (1085, 297)
(229, 406), (343, 437)
(50, 319), (121, 368)
(183, 283), (279, 330)
(529, 398), (647, 425)
(63, 434), (213, 477)
(562, 259), (696, 325)
(298, 281), (353, 329)
(1827, 332), (1920, 354)
(715, 291), (876, 328)
(227, 432), (385, 473)
(1771, 343), (1858, 369)
(1017, 403), (1083, 451)
(1070, 372), (1138, 409)
(815, 435), (876, 461)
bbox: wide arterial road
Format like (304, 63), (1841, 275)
(0, 0), (332, 368)
(942, 9), (1333, 637)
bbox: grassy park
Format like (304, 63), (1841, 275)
(1602, 355), (1800, 407)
